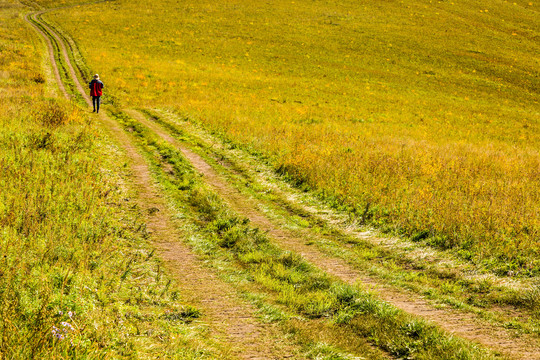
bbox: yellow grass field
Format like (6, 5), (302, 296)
(1, 0), (538, 356)
(43, 0), (539, 272)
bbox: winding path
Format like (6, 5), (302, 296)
(25, 4), (302, 359)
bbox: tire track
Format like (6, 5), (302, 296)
(25, 5), (301, 359)
(127, 109), (540, 360)
(25, 11), (68, 98)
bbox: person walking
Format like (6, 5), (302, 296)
(89, 74), (104, 113)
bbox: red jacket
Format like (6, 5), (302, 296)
(89, 79), (104, 97)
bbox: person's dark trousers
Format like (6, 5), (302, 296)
(92, 96), (101, 113)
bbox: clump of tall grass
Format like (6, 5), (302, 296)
(33, 98), (82, 127)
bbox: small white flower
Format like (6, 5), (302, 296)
(52, 326), (64, 340)
(61, 322), (75, 332)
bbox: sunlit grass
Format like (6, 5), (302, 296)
(43, 0), (539, 270)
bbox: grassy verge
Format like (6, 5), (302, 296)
(111, 109), (501, 359)
(1, 5), (216, 358)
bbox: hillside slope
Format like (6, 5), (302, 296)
(44, 0), (540, 273)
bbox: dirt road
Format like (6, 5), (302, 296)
(25, 3), (540, 359)
(127, 109), (540, 360)
(26, 6), (302, 359)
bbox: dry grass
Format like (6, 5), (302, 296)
(43, 0), (540, 270)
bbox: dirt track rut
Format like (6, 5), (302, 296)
(26, 6), (301, 359)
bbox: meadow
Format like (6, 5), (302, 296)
(44, 0), (540, 273)
(1, 0), (537, 356)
